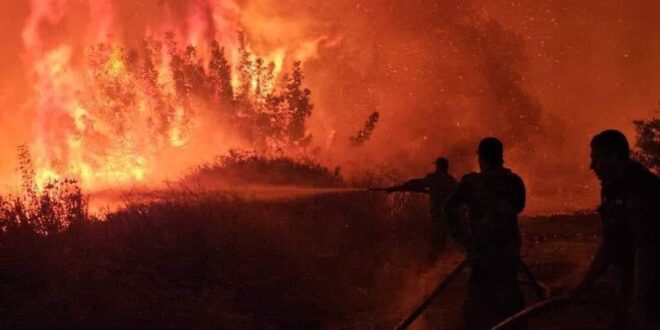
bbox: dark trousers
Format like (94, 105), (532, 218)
(611, 266), (660, 330)
(429, 214), (448, 262)
(464, 261), (524, 330)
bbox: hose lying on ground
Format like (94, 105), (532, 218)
(393, 259), (550, 330)
(394, 259), (469, 330)
(519, 261), (552, 300)
(491, 291), (624, 330)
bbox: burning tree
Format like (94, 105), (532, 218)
(633, 118), (660, 172)
(28, 32), (317, 189)
(281, 61), (314, 146)
(208, 41), (234, 104)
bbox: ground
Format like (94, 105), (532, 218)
(421, 213), (612, 330)
(0, 192), (617, 329)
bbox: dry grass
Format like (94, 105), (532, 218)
(0, 152), (609, 329)
(0, 188), (434, 330)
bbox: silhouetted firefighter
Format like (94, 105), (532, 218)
(383, 157), (457, 262)
(444, 137), (525, 330)
(571, 129), (660, 329)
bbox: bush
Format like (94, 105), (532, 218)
(633, 118), (660, 172)
(183, 149), (344, 188)
(1, 146), (88, 238)
(0, 188), (430, 329)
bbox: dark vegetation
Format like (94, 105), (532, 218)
(0, 167), (609, 329)
(633, 118), (660, 172)
(0, 184), (431, 329)
(0, 147), (433, 329)
(1, 146), (87, 237)
(349, 112), (380, 147)
(183, 149), (343, 188)
(0, 146), (610, 329)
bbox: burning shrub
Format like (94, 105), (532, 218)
(184, 149), (343, 188)
(0, 146), (88, 237)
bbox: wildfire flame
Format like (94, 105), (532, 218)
(21, 0), (320, 191)
(8, 0), (656, 215)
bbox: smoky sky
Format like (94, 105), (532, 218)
(1, 0), (660, 212)
(261, 0), (660, 212)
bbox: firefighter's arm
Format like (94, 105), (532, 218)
(386, 177), (431, 194)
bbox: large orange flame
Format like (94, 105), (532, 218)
(21, 0), (319, 191)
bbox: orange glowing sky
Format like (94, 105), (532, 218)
(0, 0), (659, 213)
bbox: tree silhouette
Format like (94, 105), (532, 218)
(633, 118), (660, 172)
(236, 32), (254, 100)
(208, 41), (234, 103)
(183, 45), (207, 96)
(350, 112), (380, 147)
(283, 61), (313, 145)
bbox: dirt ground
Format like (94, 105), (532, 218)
(403, 213), (621, 330)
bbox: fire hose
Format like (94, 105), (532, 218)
(491, 291), (624, 330)
(393, 258), (469, 330)
(393, 259), (550, 330)
(519, 261), (552, 300)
